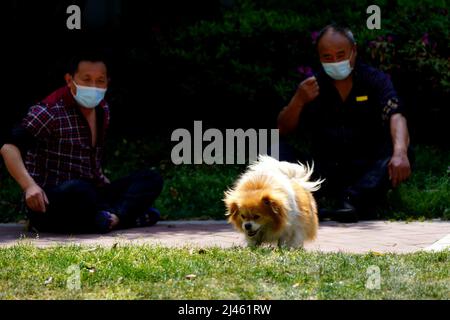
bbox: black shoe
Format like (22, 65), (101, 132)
(318, 208), (334, 221)
(332, 200), (359, 223)
(135, 207), (160, 228)
(94, 210), (115, 233)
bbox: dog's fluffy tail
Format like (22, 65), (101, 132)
(251, 155), (324, 192)
(281, 160), (324, 192)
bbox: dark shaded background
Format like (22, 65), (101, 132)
(1, 0), (448, 148)
(2, 0), (226, 135)
(0, 0), (448, 223)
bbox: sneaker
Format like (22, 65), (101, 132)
(94, 210), (114, 233)
(135, 207), (160, 227)
(332, 199), (359, 223)
(318, 208), (334, 221)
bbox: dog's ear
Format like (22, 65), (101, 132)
(224, 198), (239, 217)
(228, 202), (239, 216)
(262, 195), (277, 213)
(262, 195), (285, 215)
(224, 189), (240, 217)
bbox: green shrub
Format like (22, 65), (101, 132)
(1, 0), (449, 222)
(1, 142), (448, 222)
(161, 0), (449, 106)
(154, 163), (243, 220)
(0, 174), (24, 223)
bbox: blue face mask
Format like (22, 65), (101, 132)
(72, 81), (107, 109)
(321, 51), (354, 80)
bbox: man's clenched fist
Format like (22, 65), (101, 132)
(297, 76), (320, 105)
(25, 183), (49, 213)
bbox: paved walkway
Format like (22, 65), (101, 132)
(0, 220), (449, 253)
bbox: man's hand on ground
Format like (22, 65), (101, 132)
(388, 152), (411, 187)
(25, 183), (49, 213)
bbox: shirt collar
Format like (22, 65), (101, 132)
(62, 85), (77, 108)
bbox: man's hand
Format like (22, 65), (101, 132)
(25, 183), (49, 213)
(388, 151), (411, 188)
(277, 76), (320, 135)
(109, 213), (120, 230)
(1, 144), (49, 211)
(297, 76), (320, 105)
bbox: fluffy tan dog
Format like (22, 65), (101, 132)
(224, 155), (322, 248)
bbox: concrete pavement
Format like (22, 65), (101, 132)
(0, 219), (449, 253)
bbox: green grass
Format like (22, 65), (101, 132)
(384, 145), (450, 220)
(0, 244), (448, 299)
(0, 141), (448, 222)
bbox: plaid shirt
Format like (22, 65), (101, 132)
(22, 86), (110, 188)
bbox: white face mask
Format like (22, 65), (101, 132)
(321, 50), (354, 80)
(72, 80), (107, 109)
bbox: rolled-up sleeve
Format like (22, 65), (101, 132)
(371, 71), (405, 122)
(21, 105), (55, 140)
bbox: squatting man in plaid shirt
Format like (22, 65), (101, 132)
(0, 52), (163, 233)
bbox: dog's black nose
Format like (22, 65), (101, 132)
(244, 223), (252, 230)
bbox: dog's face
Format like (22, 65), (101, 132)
(225, 189), (288, 239)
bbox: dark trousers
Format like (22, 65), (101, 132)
(27, 169), (163, 233)
(271, 138), (413, 216)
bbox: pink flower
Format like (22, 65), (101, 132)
(297, 66), (313, 77)
(421, 33), (429, 46)
(311, 31), (320, 43)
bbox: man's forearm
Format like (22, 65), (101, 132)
(277, 93), (305, 136)
(0, 144), (37, 191)
(390, 114), (410, 155)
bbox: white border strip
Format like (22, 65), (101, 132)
(424, 234), (450, 252)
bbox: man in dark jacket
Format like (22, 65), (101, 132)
(277, 24), (412, 222)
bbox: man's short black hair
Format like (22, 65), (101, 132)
(67, 49), (110, 76)
(315, 23), (356, 48)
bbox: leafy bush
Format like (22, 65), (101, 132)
(159, 0), (449, 126)
(1, 142), (448, 222)
(154, 163), (243, 220)
(1, 0), (449, 222)
(0, 173), (24, 223)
